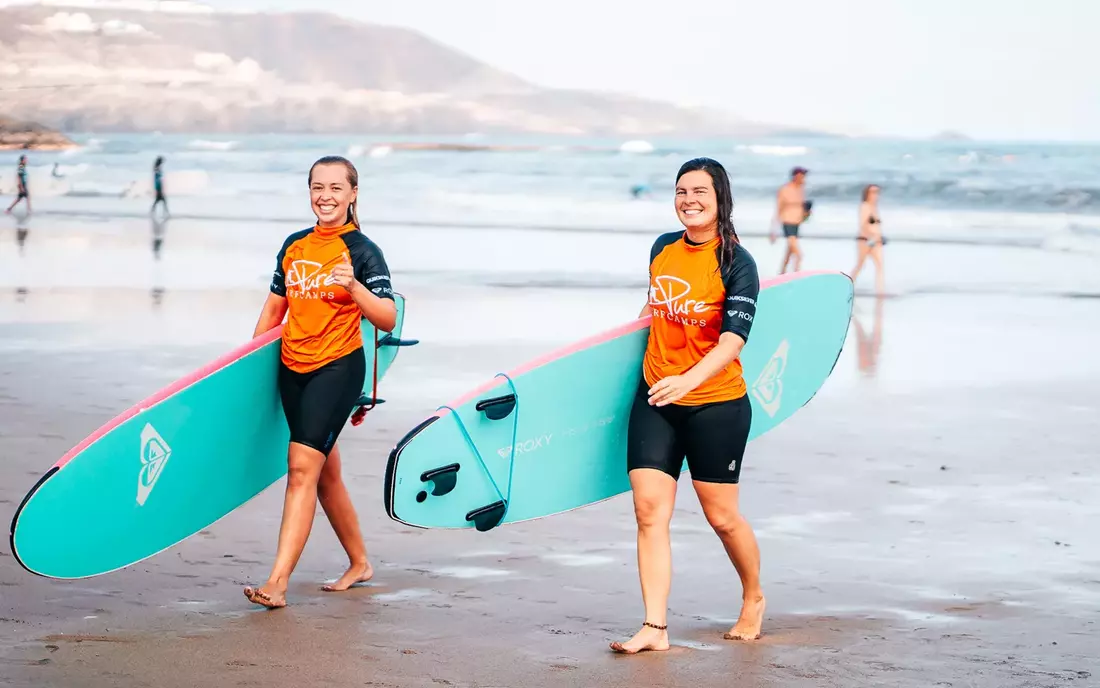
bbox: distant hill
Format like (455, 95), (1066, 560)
(0, 2), (813, 136)
(0, 115), (76, 150)
(930, 130), (973, 142)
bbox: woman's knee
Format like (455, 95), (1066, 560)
(317, 463), (343, 496)
(704, 507), (746, 538)
(633, 494), (674, 530)
(286, 445), (323, 490)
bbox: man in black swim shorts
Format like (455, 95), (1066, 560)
(775, 167), (808, 273)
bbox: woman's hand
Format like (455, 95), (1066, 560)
(331, 253), (356, 291)
(647, 374), (700, 407)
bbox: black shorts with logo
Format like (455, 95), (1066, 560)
(277, 348), (365, 455)
(626, 380), (752, 484)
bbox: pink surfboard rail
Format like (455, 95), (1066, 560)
(441, 270), (845, 413)
(49, 326), (286, 472)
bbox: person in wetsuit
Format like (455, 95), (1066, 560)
(611, 157), (765, 654)
(774, 166), (809, 273)
(151, 157), (168, 217)
(6, 155), (31, 215)
(850, 184), (886, 295)
(244, 155), (397, 609)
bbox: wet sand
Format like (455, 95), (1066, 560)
(2, 228), (1100, 686)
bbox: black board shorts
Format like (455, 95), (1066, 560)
(782, 223), (800, 238)
(626, 380), (752, 484)
(277, 348), (365, 455)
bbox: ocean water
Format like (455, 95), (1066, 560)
(1, 133), (1099, 302)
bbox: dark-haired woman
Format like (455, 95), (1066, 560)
(244, 156), (397, 608)
(150, 156), (168, 218)
(611, 157), (764, 653)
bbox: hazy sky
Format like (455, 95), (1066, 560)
(11, 0), (1100, 140)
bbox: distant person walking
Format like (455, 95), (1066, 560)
(850, 184), (886, 295)
(6, 155), (31, 215)
(773, 166), (810, 273)
(151, 156), (168, 217)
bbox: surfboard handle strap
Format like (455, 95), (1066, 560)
(436, 373), (520, 532)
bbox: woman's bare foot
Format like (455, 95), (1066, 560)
(321, 561), (373, 592)
(724, 594), (765, 640)
(609, 623), (670, 654)
(243, 584), (287, 609)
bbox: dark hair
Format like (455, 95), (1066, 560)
(308, 155), (360, 229)
(675, 157), (739, 271)
(154, 156), (163, 167)
(862, 184), (879, 202)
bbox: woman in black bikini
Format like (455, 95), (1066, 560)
(850, 184), (886, 295)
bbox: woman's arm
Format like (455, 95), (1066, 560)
(858, 202), (872, 236)
(253, 292), (289, 338)
(681, 331), (746, 387)
(347, 281), (397, 333)
(333, 249), (398, 333)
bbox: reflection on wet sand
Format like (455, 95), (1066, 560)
(12, 211), (29, 300)
(151, 214), (166, 261)
(853, 295), (884, 377)
(151, 215), (166, 306)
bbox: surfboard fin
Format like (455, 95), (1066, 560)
(465, 501), (507, 532)
(475, 394), (516, 421)
(420, 463), (460, 497)
(378, 335), (419, 348)
(351, 395), (386, 426)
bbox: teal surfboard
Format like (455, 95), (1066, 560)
(384, 273), (851, 532)
(10, 294), (413, 579)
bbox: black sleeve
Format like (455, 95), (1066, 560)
(270, 236), (293, 297)
(650, 231), (682, 266)
(348, 235), (395, 302)
(720, 247), (760, 342)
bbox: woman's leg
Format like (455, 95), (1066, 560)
(683, 394), (763, 640)
(850, 241), (870, 283)
(870, 244), (886, 295)
(318, 442), (373, 591)
(693, 482), (765, 640)
(610, 468), (678, 653)
(611, 383), (682, 654)
(245, 442), (326, 608)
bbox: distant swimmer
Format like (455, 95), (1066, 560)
(850, 184), (887, 295)
(630, 183), (652, 199)
(51, 163), (63, 179)
(774, 166), (809, 273)
(150, 156), (168, 217)
(5, 155), (31, 215)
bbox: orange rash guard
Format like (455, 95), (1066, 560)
(269, 222), (394, 373)
(642, 231), (760, 405)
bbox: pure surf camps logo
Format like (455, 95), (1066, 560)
(751, 340), (789, 418)
(649, 275), (715, 328)
(137, 423), (171, 506)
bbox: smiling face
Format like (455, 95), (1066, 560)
(675, 169), (719, 233)
(309, 163), (357, 228)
